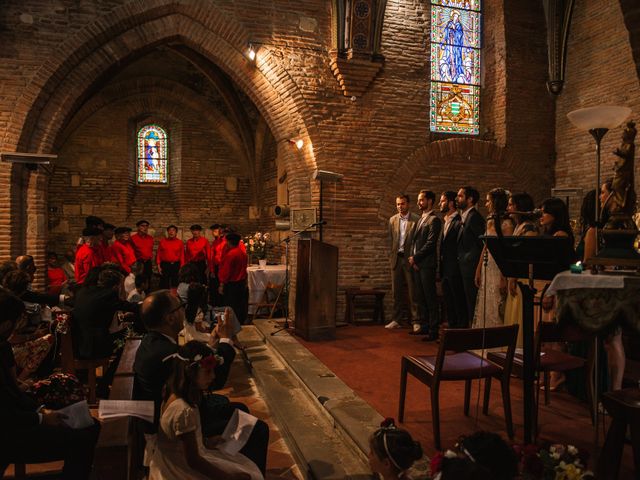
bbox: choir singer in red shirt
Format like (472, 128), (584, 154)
(184, 224), (209, 284)
(156, 224), (184, 290)
(130, 219), (154, 281)
(218, 232), (249, 325)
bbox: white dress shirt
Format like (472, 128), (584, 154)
(398, 214), (409, 253)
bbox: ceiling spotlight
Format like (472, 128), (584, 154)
(289, 138), (304, 150)
(248, 44), (256, 62)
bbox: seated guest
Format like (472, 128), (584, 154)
(133, 291), (268, 474)
(60, 249), (76, 280)
(124, 261), (144, 297)
(127, 274), (148, 303)
(0, 290), (100, 479)
(368, 418), (423, 480)
(75, 227), (103, 285)
(148, 340), (263, 480)
(218, 232), (249, 325)
(2, 270), (54, 382)
(72, 268), (138, 360)
(453, 431), (518, 480)
(184, 282), (215, 344)
(177, 263), (200, 303)
(46, 252), (68, 296)
(111, 227), (137, 274)
(157, 224), (184, 290)
(0, 260), (18, 284)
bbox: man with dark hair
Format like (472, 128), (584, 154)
(409, 190), (442, 339)
(98, 223), (116, 263)
(439, 191), (466, 328)
(456, 185), (486, 326)
(130, 220), (154, 281)
(218, 232), (249, 325)
(185, 224), (209, 284)
(73, 268), (138, 360)
(156, 224), (184, 289)
(76, 216), (105, 249)
(386, 194), (420, 329)
(133, 290), (269, 475)
(111, 227), (137, 274)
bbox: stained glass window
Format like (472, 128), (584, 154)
(137, 125), (168, 184)
(430, 0), (481, 135)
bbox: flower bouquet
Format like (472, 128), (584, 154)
(244, 232), (271, 262)
(514, 443), (594, 480)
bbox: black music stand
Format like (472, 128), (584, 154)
(482, 235), (574, 444)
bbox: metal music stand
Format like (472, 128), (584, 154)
(482, 235), (574, 444)
(271, 222), (321, 336)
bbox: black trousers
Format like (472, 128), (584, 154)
(1, 421), (101, 479)
(442, 274), (469, 328)
(209, 271), (223, 307)
(159, 261), (180, 289)
(224, 280), (249, 325)
(412, 262), (440, 336)
(141, 259), (152, 281)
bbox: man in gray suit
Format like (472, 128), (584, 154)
(386, 194), (419, 329)
(409, 190), (443, 339)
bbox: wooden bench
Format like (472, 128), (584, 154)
(344, 288), (386, 325)
(93, 338), (142, 480)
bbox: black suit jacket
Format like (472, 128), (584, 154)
(440, 213), (462, 278)
(72, 286), (139, 359)
(412, 211), (442, 268)
(457, 207), (486, 278)
(21, 289), (59, 307)
(133, 331), (236, 431)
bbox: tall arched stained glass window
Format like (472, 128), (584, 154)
(430, 0), (481, 135)
(137, 124), (168, 184)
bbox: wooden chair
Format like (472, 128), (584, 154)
(398, 325), (518, 449)
(59, 320), (110, 405)
(251, 282), (284, 321)
(597, 388), (640, 480)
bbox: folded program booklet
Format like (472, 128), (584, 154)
(98, 399), (154, 423)
(58, 400), (95, 429)
(219, 409), (258, 455)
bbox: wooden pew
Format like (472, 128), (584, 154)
(93, 338), (142, 480)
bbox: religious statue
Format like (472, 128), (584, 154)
(604, 120), (637, 230)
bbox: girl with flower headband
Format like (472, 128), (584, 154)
(147, 341), (262, 480)
(368, 418), (423, 479)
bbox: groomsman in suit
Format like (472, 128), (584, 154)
(386, 194), (420, 329)
(438, 191), (467, 328)
(456, 186), (486, 326)
(409, 190), (442, 340)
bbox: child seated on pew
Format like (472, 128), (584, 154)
(148, 340), (262, 480)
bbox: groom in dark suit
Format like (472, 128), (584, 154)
(456, 186), (486, 327)
(438, 191), (467, 328)
(409, 190), (442, 339)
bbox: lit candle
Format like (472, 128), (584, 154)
(570, 261), (583, 274)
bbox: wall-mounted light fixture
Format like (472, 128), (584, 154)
(248, 43), (256, 62)
(289, 139), (304, 150)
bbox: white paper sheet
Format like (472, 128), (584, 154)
(219, 409), (258, 455)
(98, 399), (155, 423)
(58, 400), (94, 429)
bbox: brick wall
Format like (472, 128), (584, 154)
(555, 0), (640, 218)
(1, 0), (634, 317)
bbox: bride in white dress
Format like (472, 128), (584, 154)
(472, 188), (514, 329)
(148, 341), (263, 480)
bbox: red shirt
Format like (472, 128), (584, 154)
(209, 237), (225, 273)
(47, 267), (67, 295)
(130, 233), (154, 261)
(111, 240), (137, 273)
(157, 237), (185, 266)
(75, 244), (101, 284)
(95, 241), (111, 264)
(185, 237), (209, 263)
(218, 245), (248, 284)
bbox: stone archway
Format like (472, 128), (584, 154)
(1, 2), (321, 277)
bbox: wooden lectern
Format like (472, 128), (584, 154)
(294, 239), (338, 341)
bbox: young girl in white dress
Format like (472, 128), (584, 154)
(148, 341), (263, 480)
